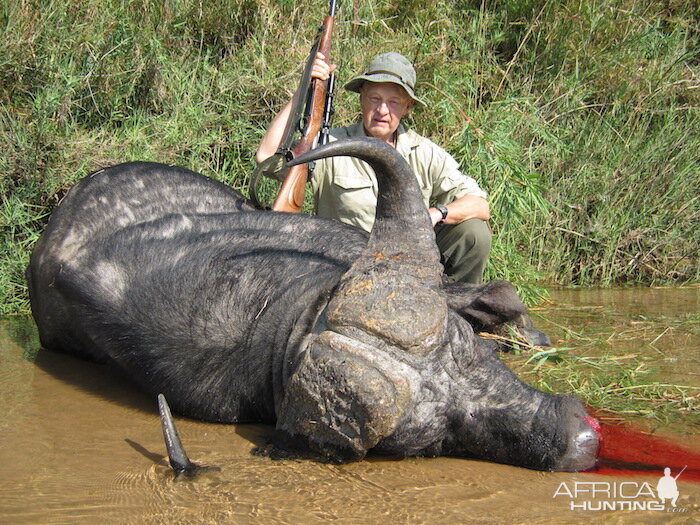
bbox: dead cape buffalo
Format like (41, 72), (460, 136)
(28, 137), (599, 473)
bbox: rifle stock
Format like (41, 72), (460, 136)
(273, 163), (308, 212)
(272, 12), (335, 213)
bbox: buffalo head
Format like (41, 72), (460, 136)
(269, 138), (599, 471)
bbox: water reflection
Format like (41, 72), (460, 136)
(0, 288), (697, 522)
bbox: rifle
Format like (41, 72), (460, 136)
(267, 0), (337, 213)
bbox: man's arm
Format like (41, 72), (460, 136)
(428, 195), (490, 227)
(255, 53), (335, 164)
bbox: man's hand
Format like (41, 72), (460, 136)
(429, 207), (443, 226)
(312, 52), (336, 80)
(256, 53), (336, 164)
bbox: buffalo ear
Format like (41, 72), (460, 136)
(273, 331), (411, 462)
(443, 280), (527, 332)
(444, 280), (551, 348)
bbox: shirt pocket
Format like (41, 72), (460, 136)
(331, 174), (376, 224)
(333, 174), (374, 191)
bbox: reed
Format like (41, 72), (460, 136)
(505, 345), (698, 430)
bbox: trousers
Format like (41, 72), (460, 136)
(434, 218), (492, 284)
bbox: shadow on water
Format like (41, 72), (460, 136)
(9, 314), (276, 441)
(6, 315), (154, 413)
(125, 438), (168, 467)
(6, 314), (275, 458)
(33, 344), (157, 415)
(234, 421), (274, 447)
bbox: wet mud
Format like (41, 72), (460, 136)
(0, 288), (698, 523)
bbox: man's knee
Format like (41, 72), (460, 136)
(459, 218), (492, 258)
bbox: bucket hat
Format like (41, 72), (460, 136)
(344, 52), (427, 106)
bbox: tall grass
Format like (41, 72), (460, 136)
(1, 0), (698, 314)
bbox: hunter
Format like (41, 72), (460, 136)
(257, 51), (491, 284)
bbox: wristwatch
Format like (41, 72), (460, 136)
(436, 205), (449, 223)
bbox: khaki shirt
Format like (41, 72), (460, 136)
(311, 122), (487, 232)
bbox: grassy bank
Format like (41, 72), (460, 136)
(2, 0), (699, 314)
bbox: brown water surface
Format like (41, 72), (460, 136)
(0, 288), (698, 524)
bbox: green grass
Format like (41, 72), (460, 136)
(2, 0), (699, 314)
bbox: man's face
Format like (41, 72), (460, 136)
(359, 82), (414, 143)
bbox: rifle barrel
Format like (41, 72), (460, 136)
(271, 1), (336, 213)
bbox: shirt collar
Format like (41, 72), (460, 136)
(395, 123), (421, 157)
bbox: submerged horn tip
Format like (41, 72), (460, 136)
(157, 394), (220, 479)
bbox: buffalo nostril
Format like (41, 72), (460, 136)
(574, 425), (600, 468)
(554, 419), (600, 472)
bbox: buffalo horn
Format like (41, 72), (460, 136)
(289, 138), (448, 355)
(158, 394), (218, 479)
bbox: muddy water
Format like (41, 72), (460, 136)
(1, 288), (698, 524)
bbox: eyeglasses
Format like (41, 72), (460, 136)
(363, 94), (410, 112)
